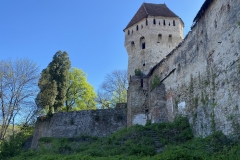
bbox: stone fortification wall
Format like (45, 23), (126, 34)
(128, 0), (240, 137)
(31, 108), (127, 149)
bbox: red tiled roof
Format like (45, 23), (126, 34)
(124, 3), (179, 31)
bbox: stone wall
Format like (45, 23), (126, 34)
(31, 108), (127, 149)
(128, 0), (240, 137)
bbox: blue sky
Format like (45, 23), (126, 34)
(0, 0), (205, 91)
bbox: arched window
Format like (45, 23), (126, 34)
(169, 22), (171, 26)
(163, 20), (166, 26)
(140, 37), (145, 49)
(153, 19), (156, 24)
(159, 21), (161, 25)
(168, 34), (172, 43)
(157, 34), (162, 43)
(136, 25), (138, 31)
(128, 30), (130, 35)
(146, 19), (148, 26)
(131, 41), (135, 51)
(173, 20), (175, 26)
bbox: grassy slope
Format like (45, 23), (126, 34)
(7, 116), (240, 159)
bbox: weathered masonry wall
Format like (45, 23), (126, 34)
(125, 16), (183, 79)
(128, 0), (240, 137)
(31, 109), (127, 149)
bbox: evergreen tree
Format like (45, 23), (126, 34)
(36, 51), (71, 115)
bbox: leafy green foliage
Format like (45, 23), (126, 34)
(64, 68), (97, 112)
(36, 51), (71, 115)
(0, 126), (33, 159)
(7, 116), (240, 159)
(150, 75), (161, 90)
(134, 68), (142, 76)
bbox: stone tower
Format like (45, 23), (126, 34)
(124, 3), (184, 79)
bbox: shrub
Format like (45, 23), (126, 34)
(134, 69), (142, 76)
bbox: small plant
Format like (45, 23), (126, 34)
(150, 75), (161, 90)
(189, 74), (194, 94)
(145, 120), (152, 126)
(211, 102), (217, 109)
(210, 112), (216, 133)
(134, 69), (142, 76)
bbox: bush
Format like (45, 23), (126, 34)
(134, 69), (142, 76)
(0, 132), (27, 159)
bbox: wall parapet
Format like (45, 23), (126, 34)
(31, 108), (127, 149)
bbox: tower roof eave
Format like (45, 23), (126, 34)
(123, 3), (181, 31)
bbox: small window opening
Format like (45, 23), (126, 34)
(128, 30), (130, 35)
(173, 20), (175, 26)
(153, 19), (156, 24)
(168, 34), (172, 43)
(214, 20), (217, 28)
(136, 25), (138, 31)
(141, 79), (143, 87)
(169, 22), (171, 26)
(132, 30), (133, 34)
(141, 25), (143, 29)
(227, 4), (230, 11)
(157, 34), (162, 43)
(159, 22), (161, 25)
(146, 19), (148, 26)
(145, 109), (149, 113)
(163, 20), (166, 26)
(131, 41), (135, 51)
(131, 41), (135, 44)
(140, 37), (145, 49)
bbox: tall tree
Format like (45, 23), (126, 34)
(64, 68), (97, 112)
(0, 59), (39, 140)
(36, 51), (71, 115)
(97, 70), (128, 108)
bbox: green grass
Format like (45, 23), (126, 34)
(2, 116), (240, 159)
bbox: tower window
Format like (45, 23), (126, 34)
(132, 30), (133, 34)
(159, 22), (161, 25)
(153, 19), (156, 24)
(173, 20), (175, 26)
(128, 30), (130, 35)
(169, 22), (171, 26)
(131, 41), (135, 51)
(140, 36), (145, 49)
(157, 34), (162, 43)
(227, 4), (230, 12)
(163, 20), (166, 26)
(146, 19), (148, 26)
(168, 34), (172, 43)
(136, 25), (138, 31)
(141, 79), (143, 87)
(141, 25), (143, 29)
